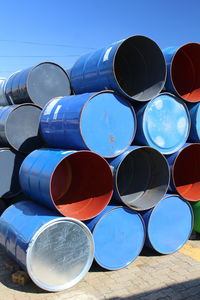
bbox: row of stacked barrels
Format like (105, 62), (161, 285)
(0, 35), (199, 292)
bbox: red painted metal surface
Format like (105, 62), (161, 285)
(173, 143), (200, 201)
(172, 43), (200, 102)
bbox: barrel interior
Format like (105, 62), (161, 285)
(50, 152), (113, 220)
(6, 105), (43, 153)
(172, 43), (200, 102)
(27, 63), (71, 108)
(173, 144), (200, 201)
(116, 148), (169, 210)
(27, 219), (93, 291)
(114, 36), (166, 101)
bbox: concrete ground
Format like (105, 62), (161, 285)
(0, 234), (200, 300)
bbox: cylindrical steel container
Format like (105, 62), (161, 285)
(5, 62), (71, 108)
(190, 201), (200, 233)
(85, 205), (145, 270)
(0, 148), (24, 198)
(108, 146), (169, 210)
(163, 43), (200, 102)
(40, 91), (136, 158)
(0, 201), (94, 291)
(167, 143), (200, 201)
(187, 102), (200, 142)
(140, 194), (193, 254)
(19, 149), (113, 220)
(0, 79), (9, 106)
(70, 35), (166, 102)
(0, 104), (43, 153)
(134, 93), (190, 154)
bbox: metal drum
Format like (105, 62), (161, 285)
(5, 62), (71, 108)
(167, 143), (200, 201)
(19, 149), (113, 220)
(140, 194), (193, 254)
(70, 35), (166, 102)
(187, 102), (200, 142)
(0, 148), (24, 198)
(163, 43), (200, 102)
(0, 201), (94, 291)
(40, 91), (136, 158)
(190, 201), (200, 233)
(0, 104), (43, 153)
(108, 146), (169, 210)
(134, 93), (190, 154)
(0, 79), (9, 106)
(85, 205), (145, 270)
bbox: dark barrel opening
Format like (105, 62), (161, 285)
(114, 36), (166, 101)
(172, 43), (200, 102)
(116, 147), (169, 210)
(6, 104), (43, 153)
(173, 144), (200, 201)
(50, 151), (113, 220)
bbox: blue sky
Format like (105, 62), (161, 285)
(0, 0), (199, 78)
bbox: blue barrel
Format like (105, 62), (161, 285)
(108, 146), (169, 210)
(85, 205), (145, 270)
(163, 43), (200, 102)
(5, 62), (71, 108)
(40, 91), (136, 158)
(134, 93), (190, 154)
(167, 143), (200, 202)
(187, 102), (200, 142)
(140, 194), (193, 254)
(0, 201), (94, 291)
(19, 148), (113, 220)
(70, 35), (166, 102)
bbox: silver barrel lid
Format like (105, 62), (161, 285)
(26, 217), (94, 291)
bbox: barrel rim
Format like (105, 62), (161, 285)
(114, 146), (170, 210)
(170, 42), (200, 103)
(79, 90), (136, 158)
(91, 206), (146, 270)
(142, 92), (191, 154)
(112, 35), (167, 101)
(26, 216), (94, 292)
(147, 194), (194, 254)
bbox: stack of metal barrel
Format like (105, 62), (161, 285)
(0, 35), (199, 292)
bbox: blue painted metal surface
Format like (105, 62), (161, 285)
(70, 35), (166, 102)
(19, 148), (76, 211)
(85, 205), (145, 270)
(0, 200), (94, 291)
(140, 194), (193, 254)
(134, 93), (190, 154)
(40, 91), (136, 158)
(162, 47), (179, 94)
(108, 146), (169, 210)
(187, 103), (200, 142)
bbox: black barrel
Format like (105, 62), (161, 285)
(5, 62), (71, 108)
(0, 104), (43, 153)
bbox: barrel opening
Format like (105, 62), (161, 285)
(114, 36), (166, 101)
(173, 144), (200, 201)
(116, 148), (169, 210)
(50, 152), (113, 220)
(172, 43), (200, 102)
